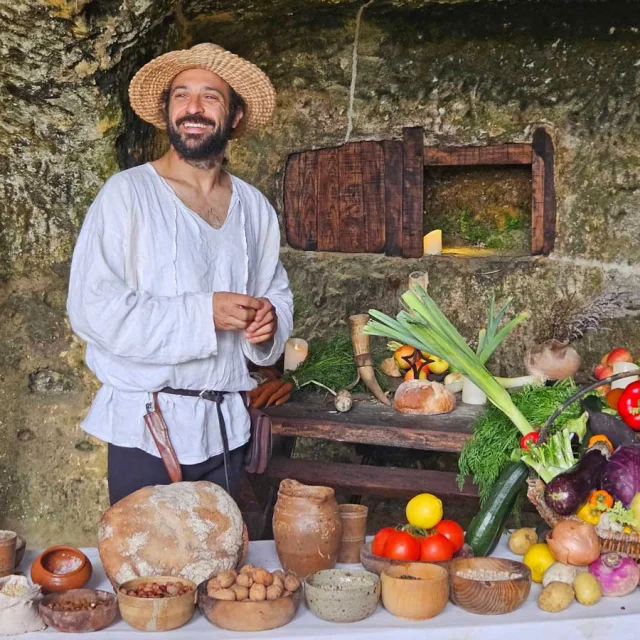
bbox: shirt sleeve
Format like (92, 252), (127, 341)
(242, 199), (294, 366)
(66, 175), (217, 365)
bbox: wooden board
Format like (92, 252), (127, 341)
(360, 141), (386, 253)
(423, 144), (532, 166)
(299, 151), (318, 250)
(532, 128), (556, 255)
(338, 143), (366, 252)
(402, 127), (424, 258)
(265, 395), (481, 453)
(267, 456), (479, 500)
(283, 153), (304, 249)
(316, 147), (340, 251)
(383, 140), (404, 257)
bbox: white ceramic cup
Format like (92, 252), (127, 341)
(611, 361), (640, 390)
(462, 377), (487, 405)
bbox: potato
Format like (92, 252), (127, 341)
(573, 572), (602, 606)
(538, 582), (574, 612)
(509, 528), (538, 555)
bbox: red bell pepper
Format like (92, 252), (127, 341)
(520, 431), (539, 449)
(618, 381), (640, 431)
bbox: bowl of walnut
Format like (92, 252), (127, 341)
(117, 577), (197, 631)
(198, 565), (302, 632)
(39, 589), (118, 633)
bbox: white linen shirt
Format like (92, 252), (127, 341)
(67, 163), (293, 464)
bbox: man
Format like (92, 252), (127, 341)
(67, 43), (293, 505)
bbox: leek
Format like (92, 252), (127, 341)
(365, 285), (532, 436)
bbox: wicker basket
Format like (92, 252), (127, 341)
(527, 478), (640, 560)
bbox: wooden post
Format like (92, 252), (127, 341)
(531, 128), (556, 255)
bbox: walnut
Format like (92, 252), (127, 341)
(284, 575), (300, 592)
(272, 574), (284, 589)
(272, 569), (285, 581)
(282, 590), (292, 598)
(249, 583), (267, 602)
(266, 584), (283, 600)
(230, 584), (249, 601)
(216, 570), (237, 589)
(206, 578), (221, 595)
(239, 564), (255, 575)
(253, 568), (273, 586)
(210, 588), (236, 601)
(236, 573), (253, 588)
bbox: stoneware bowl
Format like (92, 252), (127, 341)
(381, 563), (449, 620)
(449, 557), (531, 615)
(39, 589), (118, 633)
(197, 580), (302, 632)
(30, 546), (92, 593)
(117, 576), (197, 632)
(305, 569), (380, 623)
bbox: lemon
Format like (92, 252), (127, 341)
(406, 493), (443, 529)
(523, 543), (555, 583)
(427, 357), (449, 375)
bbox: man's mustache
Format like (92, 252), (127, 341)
(175, 115), (217, 129)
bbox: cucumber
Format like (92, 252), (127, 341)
(465, 461), (529, 557)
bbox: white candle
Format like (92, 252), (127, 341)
(408, 271), (429, 293)
(462, 376), (487, 405)
(423, 230), (442, 255)
(611, 361), (640, 390)
(284, 338), (309, 372)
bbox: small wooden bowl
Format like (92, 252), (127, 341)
(31, 546), (92, 593)
(197, 580), (302, 632)
(381, 563), (449, 620)
(39, 589), (118, 632)
(117, 577), (196, 632)
(449, 557), (531, 615)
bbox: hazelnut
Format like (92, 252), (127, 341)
(249, 583), (267, 602)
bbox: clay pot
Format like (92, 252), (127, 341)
(273, 479), (342, 578)
(0, 531), (17, 578)
(31, 545), (93, 592)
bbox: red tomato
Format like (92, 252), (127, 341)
(372, 527), (396, 557)
(383, 531), (421, 561)
(434, 520), (464, 553)
(419, 533), (454, 562)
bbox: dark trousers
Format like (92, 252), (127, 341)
(107, 443), (246, 505)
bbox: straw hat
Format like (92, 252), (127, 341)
(128, 43), (276, 134)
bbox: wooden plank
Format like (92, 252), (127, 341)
(383, 140), (404, 256)
(265, 394), (480, 453)
(338, 143), (366, 252)
(267, 457), (479, 500)
(360, 141), (386, 253)
(423, 144), (533, 166)
(316, 147), (340, 251)
(299, 151), (319, 250)
(283, 153), (304, 249)
(402, 127), (424, 258)
(531, 147), (546, 255)
(532, 128), (556, 255)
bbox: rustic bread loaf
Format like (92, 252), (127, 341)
(98, 482), (247, 588)
(393, 379), (456, 415)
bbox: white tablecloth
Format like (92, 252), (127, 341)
(15, 537), (639, 639)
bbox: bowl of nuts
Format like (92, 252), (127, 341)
(39, 589), (118, 633)
(117, 577), (196, 631)
(198, 565), (302, 632)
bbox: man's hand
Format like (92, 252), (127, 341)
(213, 293), (262, 331)
(244, 297), (278, 345)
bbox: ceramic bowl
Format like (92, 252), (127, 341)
(381, 563), (449, 620)
(449, 557), (531, 615)
(117, 576), (197, 632)
(30, 546), (92, 592)
(305, 569), (380, 623)
(197, 580), (301, 632)
(39, 589), (118, 632)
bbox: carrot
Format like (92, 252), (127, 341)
(265, 381), (294, 407)
(274, 393), (291, 407)
(251, 380), (283, 408)
(248, 385), (265, 401)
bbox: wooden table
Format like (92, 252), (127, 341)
(243, 394), (483, 537)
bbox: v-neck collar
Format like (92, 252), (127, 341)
(146, 162), (239, 232)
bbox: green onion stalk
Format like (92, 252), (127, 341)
(365, 286), (532, 437)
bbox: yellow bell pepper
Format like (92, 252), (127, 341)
(576, 502), (600, 525)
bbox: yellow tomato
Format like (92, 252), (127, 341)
(406, 493), (443, 529)
(394, 345), (418, 370)
(428, 357), (449, 375)
(403, 360), (430, 381)
(523, 543), (555, 583)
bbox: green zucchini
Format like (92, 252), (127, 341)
(465, 461), (529, 557)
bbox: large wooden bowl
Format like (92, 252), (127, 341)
(381, 563), (449, 620)
(197, 580), (301, 631)
(39, 589), (118, 632)
(449, 557), (531, 615)
(117, 577), (196, 631)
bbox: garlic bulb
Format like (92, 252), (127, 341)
(334, 390), (353, 412)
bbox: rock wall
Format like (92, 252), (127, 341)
(0, 0), (638, 545)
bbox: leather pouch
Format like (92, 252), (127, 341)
(244, 400), (273, 475)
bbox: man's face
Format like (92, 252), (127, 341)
(165, 68), (243, 161)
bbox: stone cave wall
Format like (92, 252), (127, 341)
(0, 0), (638, 545)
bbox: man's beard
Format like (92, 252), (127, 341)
(167, 113), (233, 167)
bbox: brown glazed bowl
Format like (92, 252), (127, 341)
(31, 546), (93, 593)
(449, 557), (531, 615)
(39, 589), (118, 632)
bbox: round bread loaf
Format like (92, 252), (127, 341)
(98, 482), (247, 588)
(393, 379), (456, 415)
